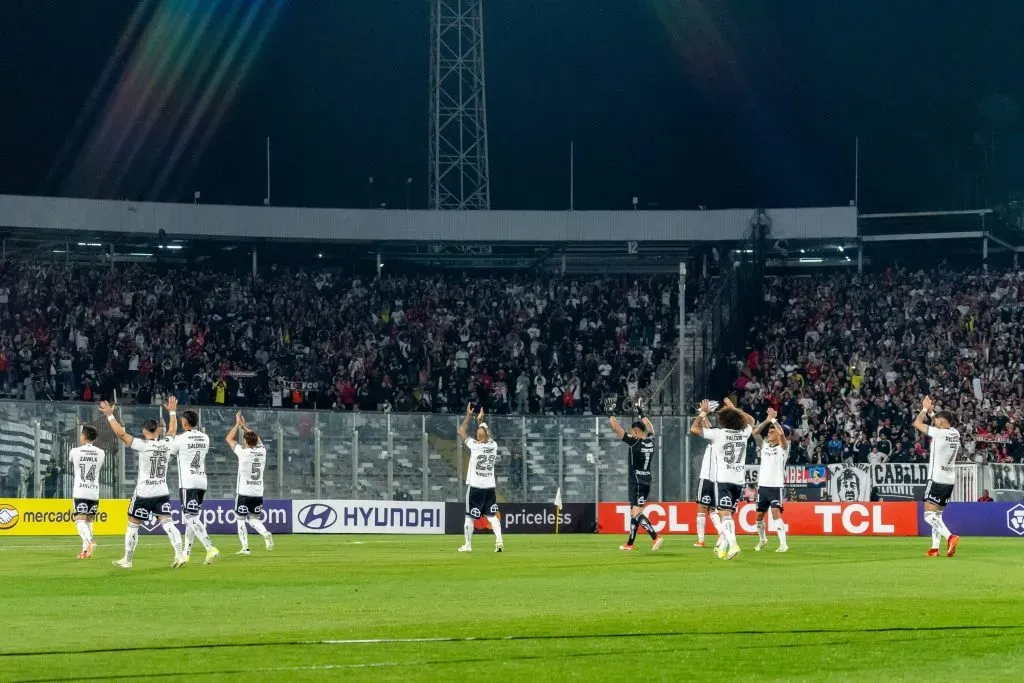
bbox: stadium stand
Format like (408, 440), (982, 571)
(733, 269), (1024, 466)
(0, 261), (686, 416)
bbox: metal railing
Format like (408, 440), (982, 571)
(0, 401), (691, 504)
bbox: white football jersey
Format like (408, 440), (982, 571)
(69, 444), (105, 500)
(926, 426), (960, 485)
(465, 438), (498, 489)
(129, 437), (172, 498)
(758, 441), (790, 488)
(698, 444), (712, 480)
(705, 426), (752, 486)
(234, 443), (267, 496)
(170, 430), (210, 490)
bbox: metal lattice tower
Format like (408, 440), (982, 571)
(429, 0), (491, 210)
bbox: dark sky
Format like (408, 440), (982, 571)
(2, 0), (1023, 212)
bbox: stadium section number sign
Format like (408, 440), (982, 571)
(597, 502), (920, 536)
(293, 500), (445, 534)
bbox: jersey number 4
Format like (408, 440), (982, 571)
(190, 453), (202, 471)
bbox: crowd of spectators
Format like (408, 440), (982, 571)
(734, 269), (1024, 466)
(0, 262), (684, 416)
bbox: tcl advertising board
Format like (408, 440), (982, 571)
(597, 502), (919, 536)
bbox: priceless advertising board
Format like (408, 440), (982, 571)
(0, 498), (129, 536)
(597, 501), (919, 536)
(917, 502), (1024, 538)
(443, 503), (595, 534)
(138, 499), (292, 535)
(293, 500), (445, 534)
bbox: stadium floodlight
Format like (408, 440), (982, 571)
(429, 0), (490, 209)
(799, 258), (824, 263)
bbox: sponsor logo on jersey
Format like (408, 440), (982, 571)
(1007, 504), (1024, 536)
(0, 503), (18, 530)
(298, 503), (338, 530)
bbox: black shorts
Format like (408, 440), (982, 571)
(72, 498), (99, 517)
(465, 486), (498, 519)
(924, 481), (954, 507)
(235, 495), (264, 517)
(180, 488), (207, 516)
(714, 482), (742, 512)
(128, 495), (172, 523)
(696, 478), (716, 507)
(756, 486), (785, 513)
(628, 478), (652, 507)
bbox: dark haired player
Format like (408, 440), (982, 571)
(69, 424), (104, 559)
(457, 404), (504, 553)
(609, 411), (662, 551)
(913, 396), (961, 557)
(101, 400), (185, 569)
(227, 412), (274, 555)
(691, 398), (753, 560)
(751, 408), (790, 553)
(169, 408), (219, 565)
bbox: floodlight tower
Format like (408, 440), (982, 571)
(429, 0), (491, 210)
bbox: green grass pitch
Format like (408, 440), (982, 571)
(0, 535), (1022, 682)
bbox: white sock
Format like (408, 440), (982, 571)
(186, 516), (213, 552)
(124, 524), (139, 562)
(756, 520), (767, 544)
(722, 517), (738, 548)
(184, 523), (195, 556)
(924, 511), (951, 541)
(248, 518), (271, 539)
(463, 517), (474, 547)
(710, 511), (722, 534)
(162, 519), (184, 555)
(237, 519), (249, 550)
(775, 516), (788, 547)
(487, 516), (503, 546)
(75, 519), (91, 550)
(931, 526), (941, 550)
(87, 521), (94, 542)
(696, 513), (706, 543)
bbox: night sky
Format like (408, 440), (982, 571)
(2, 0), (1023, 212)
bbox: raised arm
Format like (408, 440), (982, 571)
(913, 396), (933, 435)
(751, 407), (776, 447)
(99, 401), (134, 448)
(226, 411), (244, 451)
(458, 403), (473, 441)
(775, 417), (790, 450)
(608, 416), (626, 440)
(689, 399), (712, 437)
(164, 396), (178, 438)
(723, 397), (756, 426)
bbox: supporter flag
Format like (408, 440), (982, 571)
(554, 487), (563, 534)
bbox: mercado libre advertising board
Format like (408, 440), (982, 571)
(0, 498), (130, 536)
(0, 499), (293, 536)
